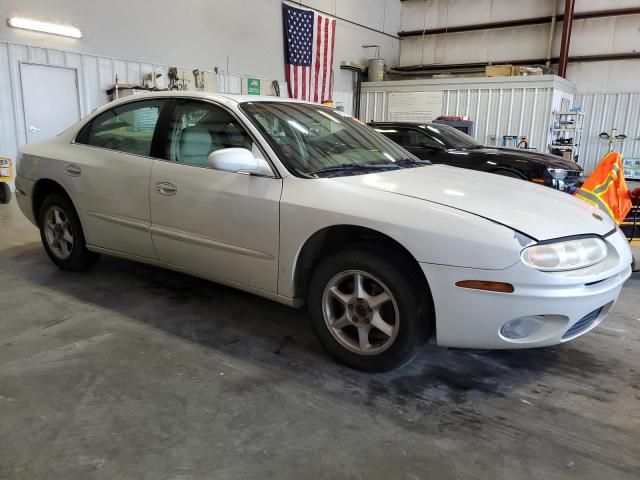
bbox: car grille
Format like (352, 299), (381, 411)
(562, 307), (603, 339)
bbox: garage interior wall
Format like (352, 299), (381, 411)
(399, 0), (640, 92)
(0, 0), (400, 92)
(0, 41), (224, 170)
(398, 0), (640, 172)
(0, 0), (402, 174)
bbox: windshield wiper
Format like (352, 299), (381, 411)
(394, 158), (431, 166)
(308, 163), (401, 176)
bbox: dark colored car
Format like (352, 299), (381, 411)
(369, 122), (583, 192)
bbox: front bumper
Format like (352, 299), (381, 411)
(421, 228), (633, 349)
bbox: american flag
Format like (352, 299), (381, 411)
(282, 3), (336, 103)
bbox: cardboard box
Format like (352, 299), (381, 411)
(485, 64), (513, 77)
(512, 65), (544, 76)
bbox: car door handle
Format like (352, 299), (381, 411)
(156, 182), (177, 196)
(64, 164), (81, 177)
(29, 126), (41, 133)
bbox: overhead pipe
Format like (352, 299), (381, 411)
(387, 52), (640, 75)
(557, 0), (576, 78)
(546, 0), (559, 67)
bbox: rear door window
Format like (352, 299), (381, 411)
(78, 99), (165, 156)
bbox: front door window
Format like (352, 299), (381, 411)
(165, 101), (254, 167)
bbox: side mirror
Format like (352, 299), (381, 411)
(207, 148), (273, 176)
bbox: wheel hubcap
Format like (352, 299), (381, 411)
(322, 270), (400, 356)
(43, 206), (74, 260)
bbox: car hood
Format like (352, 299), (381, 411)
(465, 147), (582, 171)
(333, 165), (614, 240)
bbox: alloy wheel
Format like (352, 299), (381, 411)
(322, 270), (400, 355)
(43, 206), (74, 260)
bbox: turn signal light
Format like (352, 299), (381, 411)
(455, 280), (514, 293)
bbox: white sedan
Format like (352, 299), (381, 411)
(15, 92), (633, 371)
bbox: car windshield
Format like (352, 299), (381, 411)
(240, 102), (427, 177)
(422, 124), (483, 150)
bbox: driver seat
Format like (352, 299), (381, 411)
(178, 127), (213, 166)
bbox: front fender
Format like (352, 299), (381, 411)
(277, 177), (531, 298)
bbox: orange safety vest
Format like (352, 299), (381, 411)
(575, 151), (632, 224)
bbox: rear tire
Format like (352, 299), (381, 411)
(0, 183), (10, 204)
(307, 247), (432, 372)
(38, 194), (100, 271)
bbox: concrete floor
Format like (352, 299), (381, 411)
(1, 201), (639, 480)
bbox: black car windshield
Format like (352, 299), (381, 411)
(422, 124), (483, 150)
(240, 102), (427, 177)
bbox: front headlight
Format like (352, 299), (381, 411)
(547, 168), (567, 180)
(521, 237), (608, 271)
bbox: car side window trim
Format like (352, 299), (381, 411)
(155, 98), (281, 178)
(73, 98), (170, 160)
(150, 98), (175, 159)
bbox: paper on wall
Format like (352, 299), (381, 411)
(387, 91), (443, 123)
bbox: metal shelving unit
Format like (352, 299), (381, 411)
(549, 111), (584, 163)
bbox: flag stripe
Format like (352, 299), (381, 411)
(283, 4), (335, 103)
(285, 64), (292, 98)
(327, 19), (336, 102)
(317, 16), (324, 102)
(321, 16), (329, 102)
(301, 67), (307, 100)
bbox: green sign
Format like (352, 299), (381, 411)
(247, 78), (261, 95)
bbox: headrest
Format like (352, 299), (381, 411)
(178, 127), (213, 165)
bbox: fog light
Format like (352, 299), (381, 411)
(500, 316), (545, 339)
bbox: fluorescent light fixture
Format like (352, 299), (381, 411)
(7, 17), (82, 38)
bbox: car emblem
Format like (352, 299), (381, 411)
(592, 212), (603, 221)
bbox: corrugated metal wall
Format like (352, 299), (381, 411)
(361, 78), (575, 155)
(0, 41), (261, 174)
(574, 92), (640, 174)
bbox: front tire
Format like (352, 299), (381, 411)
(307, 247), (431, 372)
(38, 194), (100, 271)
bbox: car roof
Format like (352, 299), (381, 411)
(369, 121), (429, 128)
(105, 90), (313, 106)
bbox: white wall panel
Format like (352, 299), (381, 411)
(401, 0), (640, 31)
(401, 0), (555, 32)
(567, 60), (640, 93)
(0, 41), (245, 175)
(575, 92), (640, 173)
